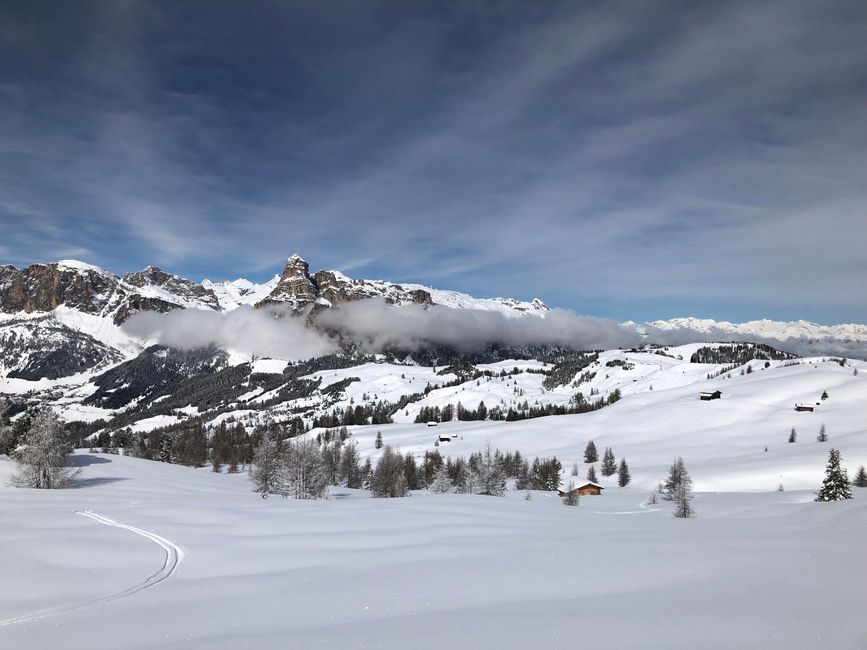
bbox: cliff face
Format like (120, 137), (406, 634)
(257, 254), (433, 311)
(0, 262), (117, 315)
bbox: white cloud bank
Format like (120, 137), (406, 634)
(123, 300), (867, 361)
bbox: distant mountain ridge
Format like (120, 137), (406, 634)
(0, 254), (550, 323)
(1, 253), (866, 382)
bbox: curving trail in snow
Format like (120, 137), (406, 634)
(0, 510), (182, 628)
(591, 499), (661, 515)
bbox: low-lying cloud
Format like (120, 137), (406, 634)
(122, 306), (337, 361)
(123, 300), (867, 361)
(316, 299), (642, 352)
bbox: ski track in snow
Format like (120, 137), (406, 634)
(0, 510), (182, 628)
(591, 499), (662, 515)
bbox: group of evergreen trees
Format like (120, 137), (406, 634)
(580, 441), (630, 487)
(788, 424), (831, 444)
(413, 390), (621, 425)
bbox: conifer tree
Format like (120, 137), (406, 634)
(159, 433), (174, 463)
(583, 440), (598, 463)
(672, 476), (694, 518)
(429, 465), (453, 494)
(339, 441), (363, 488)
(617, 458), (631, 487)
(815, 448), (852, 502)
(249, 434), (283, 498)
(853, 465), (867, 488)
(586, 464), (598, 483)
(370, 446), (409, 497)
(662, 457), (691, 501)
(474, 443), (506, 496)
(788, 427), (797, 443)
(602, 447), (617, 476)
(562, 480), (580, 506)
(12, 407), (79, 489)
(817, 424), (828, 442)
(374, 430), (383, 449)
(284, 438), (328, 499)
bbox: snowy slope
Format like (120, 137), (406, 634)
(296, 355), (867, 493)
(0, 451), (864, 649)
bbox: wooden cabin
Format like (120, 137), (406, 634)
(700, 390), (722, 401)
(437, 435), (451, 443)
(795, 404), (814, 412)
(426, 421), (438, 427)
(558, 481), (604, 497)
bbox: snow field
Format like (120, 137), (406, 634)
(0, 451), (864, 649)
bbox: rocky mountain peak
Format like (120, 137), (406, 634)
(282, 254), (310, 279)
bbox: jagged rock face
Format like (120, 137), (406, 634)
(257, 254), (434, 311)
(0, 262), (117, 315)
(109, 294), (186, 326)
(260, 254), (319, 309)
(314, 270), (433, 307)
(121, 267), (221, 311)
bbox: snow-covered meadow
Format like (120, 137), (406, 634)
(1, 451), (865, 649)
(2, 352), (866, 648)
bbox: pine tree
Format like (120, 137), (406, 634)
(815, 448), (852, 502)
(370, 446), (409, 497)
(339, 441), (363, 488)
(12, 407), (79, 489)
(662, 457), (691, 501)
(601, 447), (617, 476)
(284, 438), (328, 499)
(853, 465), (867, 488)
(817, 424), (828, 442)
(248, 434), (283, 498)
(475, 444), (506, 496)
(562, 481), (580, 506)
(429, 465), (453, 494)
(821, 389), (828, 400)
(374, 430), (383, 449)
(788, 427), (797, 443)
(571, 462), (579, 477)
(672, 478), (694, 518)
(159, 433), (174, 463)
(586, 464), (598, 483)
(583, 440), (598, 463)
(617, 458), (631, 487)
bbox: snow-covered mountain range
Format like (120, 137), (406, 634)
(1, 254), (866, 386)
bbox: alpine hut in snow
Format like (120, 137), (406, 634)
(700, 390), (722, 401)
(558, 480), (604, 497)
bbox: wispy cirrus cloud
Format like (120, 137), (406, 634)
(1, 1), (865, 323)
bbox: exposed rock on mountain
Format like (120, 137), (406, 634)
(0, 261), (116, 315)
(258, 255), (435, 311)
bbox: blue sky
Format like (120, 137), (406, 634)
(1, 1), (865, 323)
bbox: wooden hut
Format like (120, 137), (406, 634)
(794, 404), (814, 412)
(700, 390), (722, 401)
(558, 480), (604, 497)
